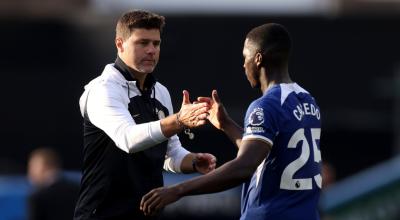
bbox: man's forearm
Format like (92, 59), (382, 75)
(221, 118), (243, 148)
(160, 113), (184, 138)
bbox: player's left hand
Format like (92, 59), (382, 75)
(193, 153), (217, 174)
(196, 90), (230, 130)
(140, 186), (180, 216)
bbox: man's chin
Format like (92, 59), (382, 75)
(139, 66), (156, 74)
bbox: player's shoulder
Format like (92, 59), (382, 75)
(278, 83), (315, 105)
(249, 85), (282, 109)
(248, 83), (314, 112)
(247, 96), (280, 120)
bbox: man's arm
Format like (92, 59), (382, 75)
(82, 83), (209, 154)
(140, 139), (271, 215)
(163, 136), (216, 174)
(179, 153), (216, 174)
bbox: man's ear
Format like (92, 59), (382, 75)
(115, 37), (124, 53)
(255, 52), (263, 68)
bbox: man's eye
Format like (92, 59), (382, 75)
(136, 40), (148, 46)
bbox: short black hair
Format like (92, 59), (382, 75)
(116, 9), (166, 40)
(246, 23), (291, 66)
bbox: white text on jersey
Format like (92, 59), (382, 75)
(293, 103), (320, 121)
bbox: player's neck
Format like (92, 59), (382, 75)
(260, 67), (292, 94)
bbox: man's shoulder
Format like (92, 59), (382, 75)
(154, 82), (171, 98)
(90, 63), (126, 86)
(86, 73), (126, 94)
(154, 81), (168, 91)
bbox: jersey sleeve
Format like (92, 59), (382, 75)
(242, 99), (279, 147)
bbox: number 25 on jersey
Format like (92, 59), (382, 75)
(280, 128), (322, 190)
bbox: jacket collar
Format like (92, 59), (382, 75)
(114, 56), (135, 81)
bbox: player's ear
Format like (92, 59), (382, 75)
(255, 52), (263, 68)
(115, 37), (124, 53)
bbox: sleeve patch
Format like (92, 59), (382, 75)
(249, 107), (264, 126)
(246, 126), (265, 134)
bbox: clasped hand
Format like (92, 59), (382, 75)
(176, 90), (210, 128)
(177, 89), (227, 130)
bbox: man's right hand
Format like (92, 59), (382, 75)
(176, 90), (210, 128)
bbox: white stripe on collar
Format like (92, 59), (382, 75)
(280, 83), (309, 105)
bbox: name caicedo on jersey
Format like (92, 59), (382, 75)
(246, 107), (265, 134)
(293, 102), (320, 121)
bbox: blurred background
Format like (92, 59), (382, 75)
(1, 0), (400, 219)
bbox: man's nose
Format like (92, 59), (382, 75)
(146, 44), (157, 54)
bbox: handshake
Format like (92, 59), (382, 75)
(174, 89), (228, 132)
(140, 89), (233, 216)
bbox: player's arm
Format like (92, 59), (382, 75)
(220, 117), (243, 148)
(140, 139), (271, 216)
(199, 90), (243, 148)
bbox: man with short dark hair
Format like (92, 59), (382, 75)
(140, 23), (323, 220)
(74, 10), (216, 220)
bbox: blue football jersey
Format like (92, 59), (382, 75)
(241, 83), (322, 220)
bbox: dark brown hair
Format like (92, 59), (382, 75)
(116, 9), (166, 40)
